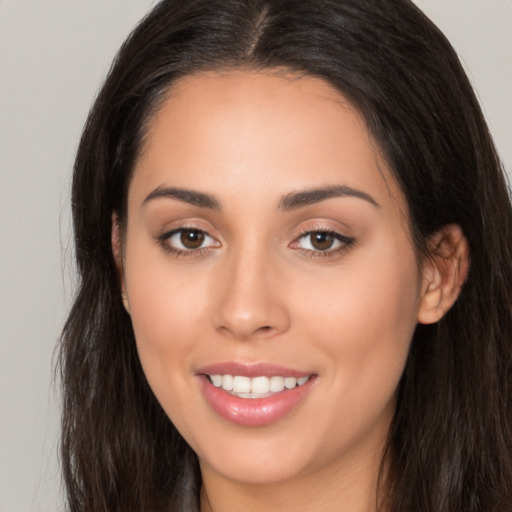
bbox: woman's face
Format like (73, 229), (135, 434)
(120, 71), (429, 488)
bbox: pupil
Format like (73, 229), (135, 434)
(311, 232), (334, 251)
(180, 229), (204, 249)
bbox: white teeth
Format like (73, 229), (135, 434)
(222, 374), (233, 391)
(209, 374), (311, 396)
(211, 374), (223, 387)
(232, 376), (251, 393)
(252, 376), (270, 394)
(284, 377), (297, 389)
(269, 376), (285, 392)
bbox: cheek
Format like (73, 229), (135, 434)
(128, 273), (199, 351)
(123, 237), (212, 385)
(293, 240), (421, 403)
(124, 252), (213, 443)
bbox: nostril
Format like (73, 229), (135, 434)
(255, 326), (275, 336)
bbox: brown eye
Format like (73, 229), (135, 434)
(180, 229), (205, 249)
(294, 230), (354, 255)
(159, 227), (218, 256)
(310, 232), (335, 251)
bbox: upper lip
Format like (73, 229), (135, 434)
(196, 361), (314, 378)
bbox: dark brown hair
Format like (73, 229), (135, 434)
(59, 0), (512, 510)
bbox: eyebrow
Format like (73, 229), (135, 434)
(278, 185), (380, 210)
(143, 186), (221, 210)
(143, 184), (379, 211)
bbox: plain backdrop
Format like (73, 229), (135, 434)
(0, 1), (510, 511)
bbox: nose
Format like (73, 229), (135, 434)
(212, 248), (290, 341)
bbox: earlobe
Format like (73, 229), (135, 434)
(111, 213), (130, 314)
(417, 224), (469, 325)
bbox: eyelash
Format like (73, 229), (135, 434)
(293, 228), (355, 259)
(156, 226), (355, 259)
(157, 227), (217, 258)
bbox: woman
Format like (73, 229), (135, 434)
(59, 0), (512, 510)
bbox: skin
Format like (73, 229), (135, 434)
(114, 70), (468, 512)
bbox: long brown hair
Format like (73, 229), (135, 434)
(59, 0), (512, 510)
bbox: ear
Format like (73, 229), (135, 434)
(112, 213), (130, 313)
(417, 224), (469, 324)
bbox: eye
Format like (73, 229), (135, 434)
(294, 230), (354, 254)
(160, 228), (218, 254)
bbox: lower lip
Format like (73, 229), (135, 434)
(198, 375), (316, 427)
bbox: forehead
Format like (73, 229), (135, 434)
(131, 70), (405, 216)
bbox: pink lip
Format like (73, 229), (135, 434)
(196, 361), (311, 378)
(196, 362), (317, 427)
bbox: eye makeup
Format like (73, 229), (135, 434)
(155, 223), (356, 261)
(291, 228), (355, 259)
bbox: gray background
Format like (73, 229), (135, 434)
(0, 1), (510, 511)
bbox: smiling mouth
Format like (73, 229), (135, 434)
(205, 374), (313, 398)
(198, 365), (317, 426)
